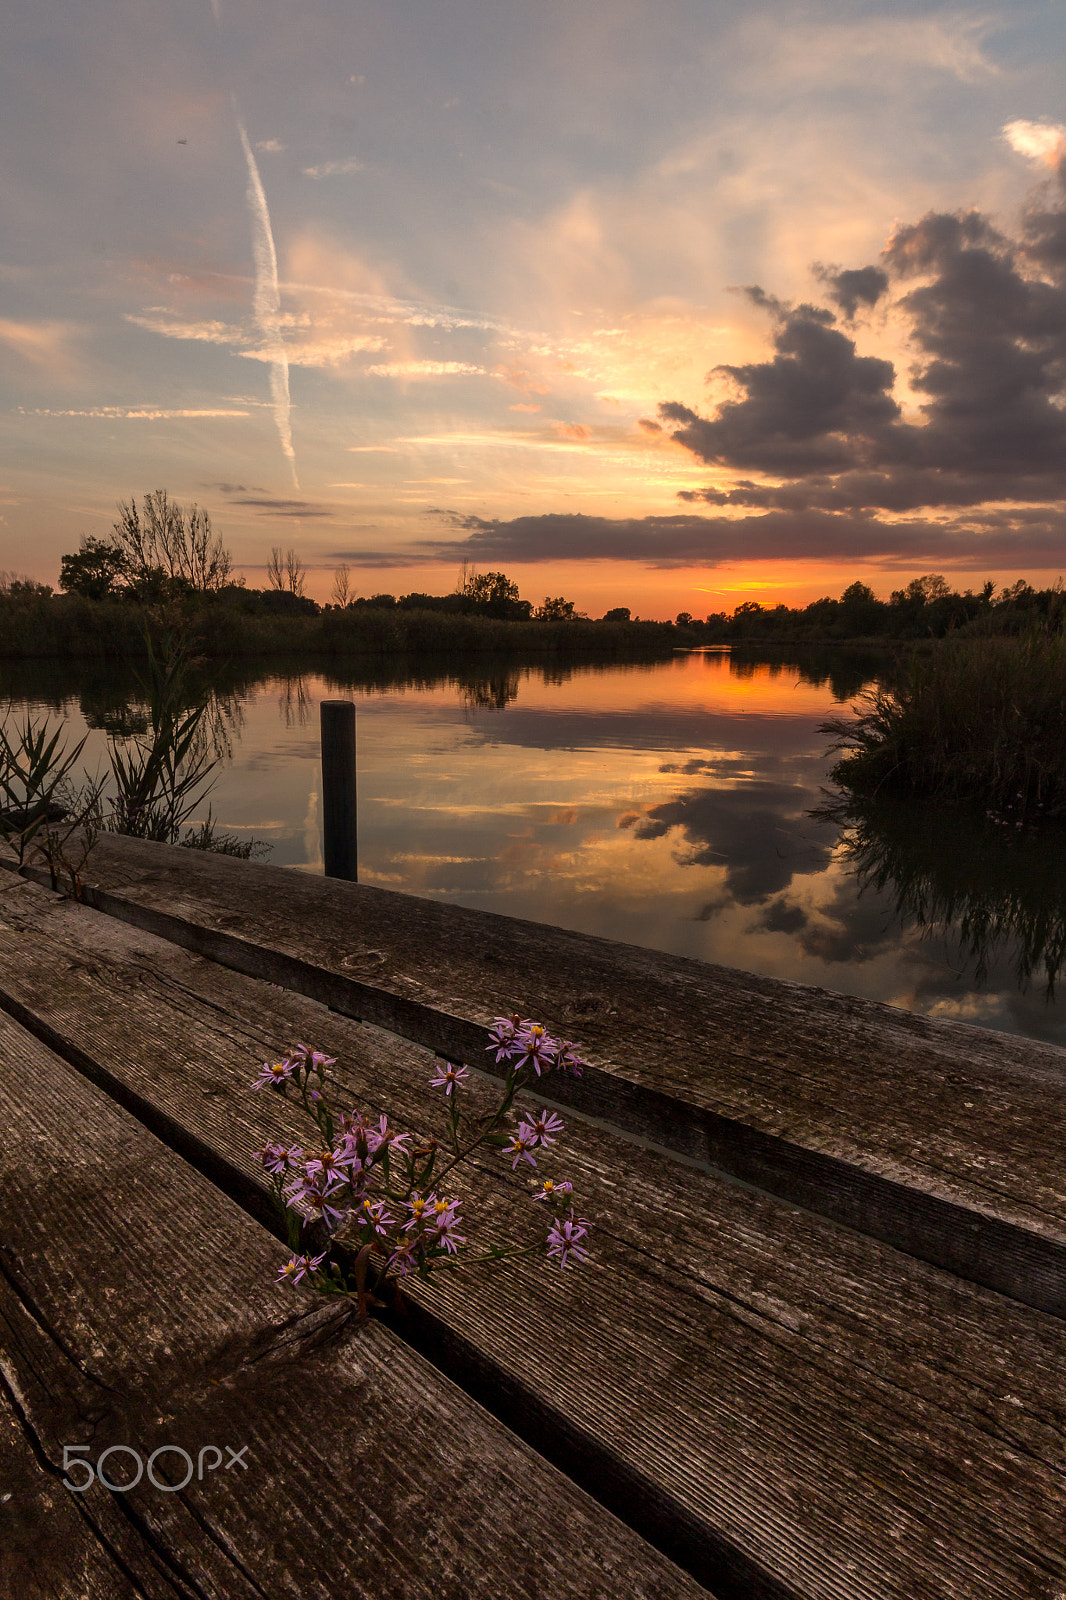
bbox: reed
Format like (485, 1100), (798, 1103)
(823, 633), (1066, 819)
(0, 590), (675, 661)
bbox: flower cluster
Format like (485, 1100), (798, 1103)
(255, 1018), (591, 1313)
(486, 1016), (586, 1079)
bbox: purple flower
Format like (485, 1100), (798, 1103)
(546, 1209), (590, 1268)
(553, 1041), (586, 1078)
(366, 1116), (412, 1156)
(403, 1192), (436, 1232)
(276, 1250), (327, 1285)
(286, 1172), (350, 1231)
(386, 1237), (423, 1278)
(339, 1109), (373, 1136)
(486, 1014), (530, 1063)
(429, 1061), (470, 1095)
(432, 1215), (466, 1255)
(309, 1050), (337, 1073)
(518, 1109), (564, 1148)
(511, 1023), (560, 1077)
(532, 1178), (573, 1204)
(255, 1141), (304, 1175)
(502, 1132), (538, 1170)
(428, 1198), (465, 1254)
(356, 1196), (396, 1240)
(304, 1146), (350, 1183)
(253, 1056), (296, 1090)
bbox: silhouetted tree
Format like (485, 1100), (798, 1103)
(59, 538), (126, 601)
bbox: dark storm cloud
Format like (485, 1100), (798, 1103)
(659, 298), (901, 475)
(359, 190), (1066, 573)
(663, 198), (1066, 497)
(813, 264), (890, 321)
(753, 897), (810, 935)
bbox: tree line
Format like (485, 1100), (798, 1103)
(50, 492), (591, 622)
(11, 491), (1065, 641)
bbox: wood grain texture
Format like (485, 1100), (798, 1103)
(0, 1004), (707, 1600)
(2, 871), (1066, 1600)
(15, 834), (1066, 1315)
(0, 1389), (148, 1600)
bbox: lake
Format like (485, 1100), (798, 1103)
(5, 646), (1066, 1048)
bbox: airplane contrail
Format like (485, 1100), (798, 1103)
(209, 1), (297, 485)
(235, 111), (298, 486)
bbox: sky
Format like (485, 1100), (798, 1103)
(4, 0), (1066, 619)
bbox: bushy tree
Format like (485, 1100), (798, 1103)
(461, 570), (532, 619)
(535, 596), (577, 621)
(59, 538), (126, 601)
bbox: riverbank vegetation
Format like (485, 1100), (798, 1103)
(5, 489), (1064, 659)
(823, 633), (1066, 822)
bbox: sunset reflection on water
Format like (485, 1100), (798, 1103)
(9, 648), (1066, 1047)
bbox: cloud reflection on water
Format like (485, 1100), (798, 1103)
(4, 647), (1064, 1047)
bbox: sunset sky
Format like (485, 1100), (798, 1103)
(4, 0), (1066, 618)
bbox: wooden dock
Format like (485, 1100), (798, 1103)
(3, 835), (1066, 1599)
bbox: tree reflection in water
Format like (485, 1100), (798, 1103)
(817, 793), (1066, 999)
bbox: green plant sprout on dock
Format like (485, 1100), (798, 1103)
(252, 1019), (591, 1317)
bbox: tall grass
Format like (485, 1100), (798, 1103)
(0, 591), (676, 662)
(823, 634), (1066, 819)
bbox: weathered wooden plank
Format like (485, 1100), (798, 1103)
(2, 872), (1066, 1600)
(19, 833), (1066, 1317)
(0, 1004), (708, 1600)
(0, 1388), (150, 1600)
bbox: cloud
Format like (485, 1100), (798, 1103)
(21, 406), (250, 420)
(660, 293), (900, 475)
(256, 138), (286, 154)
(812, 264), (890, 321)
(226, 495), (334, 518)
(730, 11), (998, 90)
(575, 189), (1066, 568)
(364, 360), (488, 378)
(0, 318), (83, 377)
(301, 156), (364, 178)
(413, 505), (1066, 571)
(1004, 120), (1066, 170)
(125, 313), (243, 345)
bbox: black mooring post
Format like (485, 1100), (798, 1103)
(320, 699), (357, 880)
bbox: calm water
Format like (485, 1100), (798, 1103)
(6, 647), (1066, 1048)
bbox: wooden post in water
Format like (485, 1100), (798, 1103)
(320, 700), (357, 880)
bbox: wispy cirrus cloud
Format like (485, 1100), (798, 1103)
(222, 492), (335, 518)
(365, 360), (488, 378)
(302, 156), (364, 178)
(0, 318), (84, 378)
(20, 405), (250, 420)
